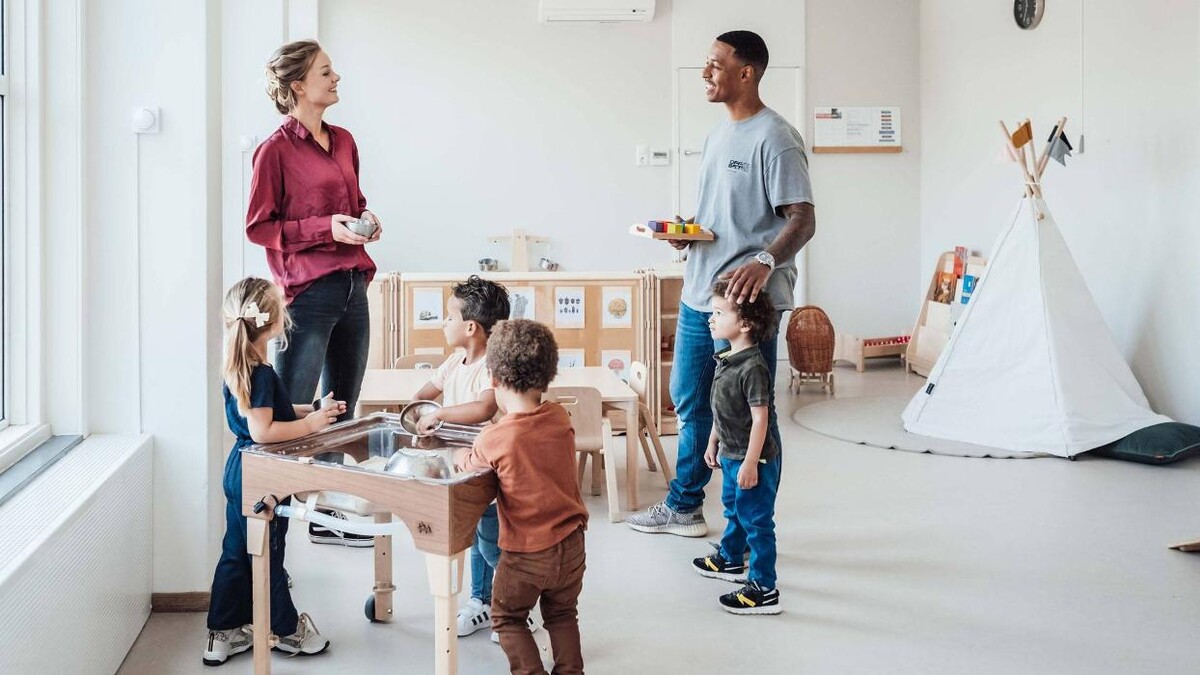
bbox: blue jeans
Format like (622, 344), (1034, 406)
(276, 269), (371, 421)
(471, 503), (501, 603)
(207, 446), (298, 634)
(718, 454), (781, 589)
(666, 303), (782, 513)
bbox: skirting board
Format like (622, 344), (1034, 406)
(152, 591), (210, 612)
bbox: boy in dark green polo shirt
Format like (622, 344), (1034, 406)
(691, 279), (782, 614)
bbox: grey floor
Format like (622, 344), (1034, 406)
(118, 363), (1200, 674)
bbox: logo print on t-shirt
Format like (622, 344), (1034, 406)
(726, 159), (751, 174)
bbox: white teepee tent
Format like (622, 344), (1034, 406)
(902, 118), (1170, 458)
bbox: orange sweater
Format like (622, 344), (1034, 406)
(461, 402), (589, 552)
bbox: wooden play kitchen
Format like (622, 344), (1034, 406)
(239, 414), (497, 675)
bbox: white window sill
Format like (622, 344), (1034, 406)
(0, 424), (53, 474)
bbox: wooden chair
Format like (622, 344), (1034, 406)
(393, 353), (442, 370)
(543, 386), (621, 523)
(605, 362), (674, 486)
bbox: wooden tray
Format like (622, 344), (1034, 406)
(628, 223), (715, 242)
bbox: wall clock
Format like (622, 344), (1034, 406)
(1014, 0), (1045, 30)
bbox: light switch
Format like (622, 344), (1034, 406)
(635, 144), (649, 166)
(650, 148), (670, 166)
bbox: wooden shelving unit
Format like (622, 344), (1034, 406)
(367, 269), (685, 436)
(396, 271), (643, 375)
(643, 269), (683, 435)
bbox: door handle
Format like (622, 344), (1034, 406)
(681, 149), (702, 156)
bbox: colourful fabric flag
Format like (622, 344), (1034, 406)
(1010, 121), (1033, 148)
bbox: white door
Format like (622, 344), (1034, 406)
(673, 65), (808, 314)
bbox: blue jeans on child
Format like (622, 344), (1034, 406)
(471, 503), (501, 603)
(718, 454), (782, 589)
(666, 303), (783, 513)
(207, 446), (299, 634)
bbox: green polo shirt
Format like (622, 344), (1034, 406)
(711, 346), (779, 462)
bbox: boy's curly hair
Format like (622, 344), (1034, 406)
(712, 279), (779, 344)
(452, 275), (510, 334)
(487, 319), (558, 393)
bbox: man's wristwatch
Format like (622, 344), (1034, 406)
(754, 251), (776, 272)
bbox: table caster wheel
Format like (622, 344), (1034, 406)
(365, 595), (384, 623)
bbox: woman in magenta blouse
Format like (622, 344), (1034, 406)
(246, 40), (379, 547)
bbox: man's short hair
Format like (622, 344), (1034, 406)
(712, 280), (779, 345)
(716, 30), (769, 79)
(487, 319), (558, 393)
(451, 275), (511, 334)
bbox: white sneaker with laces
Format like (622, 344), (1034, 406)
(203, 624), (253, 666)
(273, 612), (329, 657)
(456, 597), (491, 637)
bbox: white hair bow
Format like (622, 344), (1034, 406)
(241, 301), (270, 328)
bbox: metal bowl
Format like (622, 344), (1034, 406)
(347, 215), (378, 238)
(478, 257), (499, 272)
(384, 449), (452, 479)
(399, 400), (442, 436)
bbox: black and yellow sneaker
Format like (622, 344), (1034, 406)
(691, 554), (747, 583)
(719, 581), (781, 615)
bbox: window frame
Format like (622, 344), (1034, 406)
(0, 0), (51, 471)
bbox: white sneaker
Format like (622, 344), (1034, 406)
(203, 624), (253, 666)
(456, 597), (491, 637)
(491, 616), (539, 643)
(273, 612), (329, 657)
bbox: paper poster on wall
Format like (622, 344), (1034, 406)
(555, 287), (586, 329)
(509, 287), (536, 320)
(601, 287), (632, 328)
(813, 106), (901, 150)
(601, 350), (632, 381)
(558, 348), (585, 369)
(412, 289), (443, 329)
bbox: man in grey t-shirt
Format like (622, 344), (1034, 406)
(628, 30), (815, 538)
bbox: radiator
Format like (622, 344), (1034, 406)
(0, 435), (153, 674)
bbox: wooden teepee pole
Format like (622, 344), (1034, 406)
(1021, 119), (1044, 199)
(998, 120), (1038, 199)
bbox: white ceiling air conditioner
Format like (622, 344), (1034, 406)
(538, 0), (655, 23)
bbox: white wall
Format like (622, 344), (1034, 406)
(75, 0), (223, 593)
(920, 0), (1200, 422)
(806, 0), (921, 337)
(311, 0), (675, 275)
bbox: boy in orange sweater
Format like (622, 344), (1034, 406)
(457, 319), (588, 675)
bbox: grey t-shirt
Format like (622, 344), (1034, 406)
(683, 107), (814, 312)
(711, 347), (779, 462)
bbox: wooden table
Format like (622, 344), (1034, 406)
(241, 415), (497, 675)
(359, 366), (643, 521)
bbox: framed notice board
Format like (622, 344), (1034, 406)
(812, 106), (902, 154)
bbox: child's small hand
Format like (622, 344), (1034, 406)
(704, 445), (719, 470)
(416, 413), (441, 436)
(318, 392), (347, 416)
(737, 460), (759, 489)
(305, 405), (338, 433)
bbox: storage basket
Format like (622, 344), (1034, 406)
(786, 305), (835, 375)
